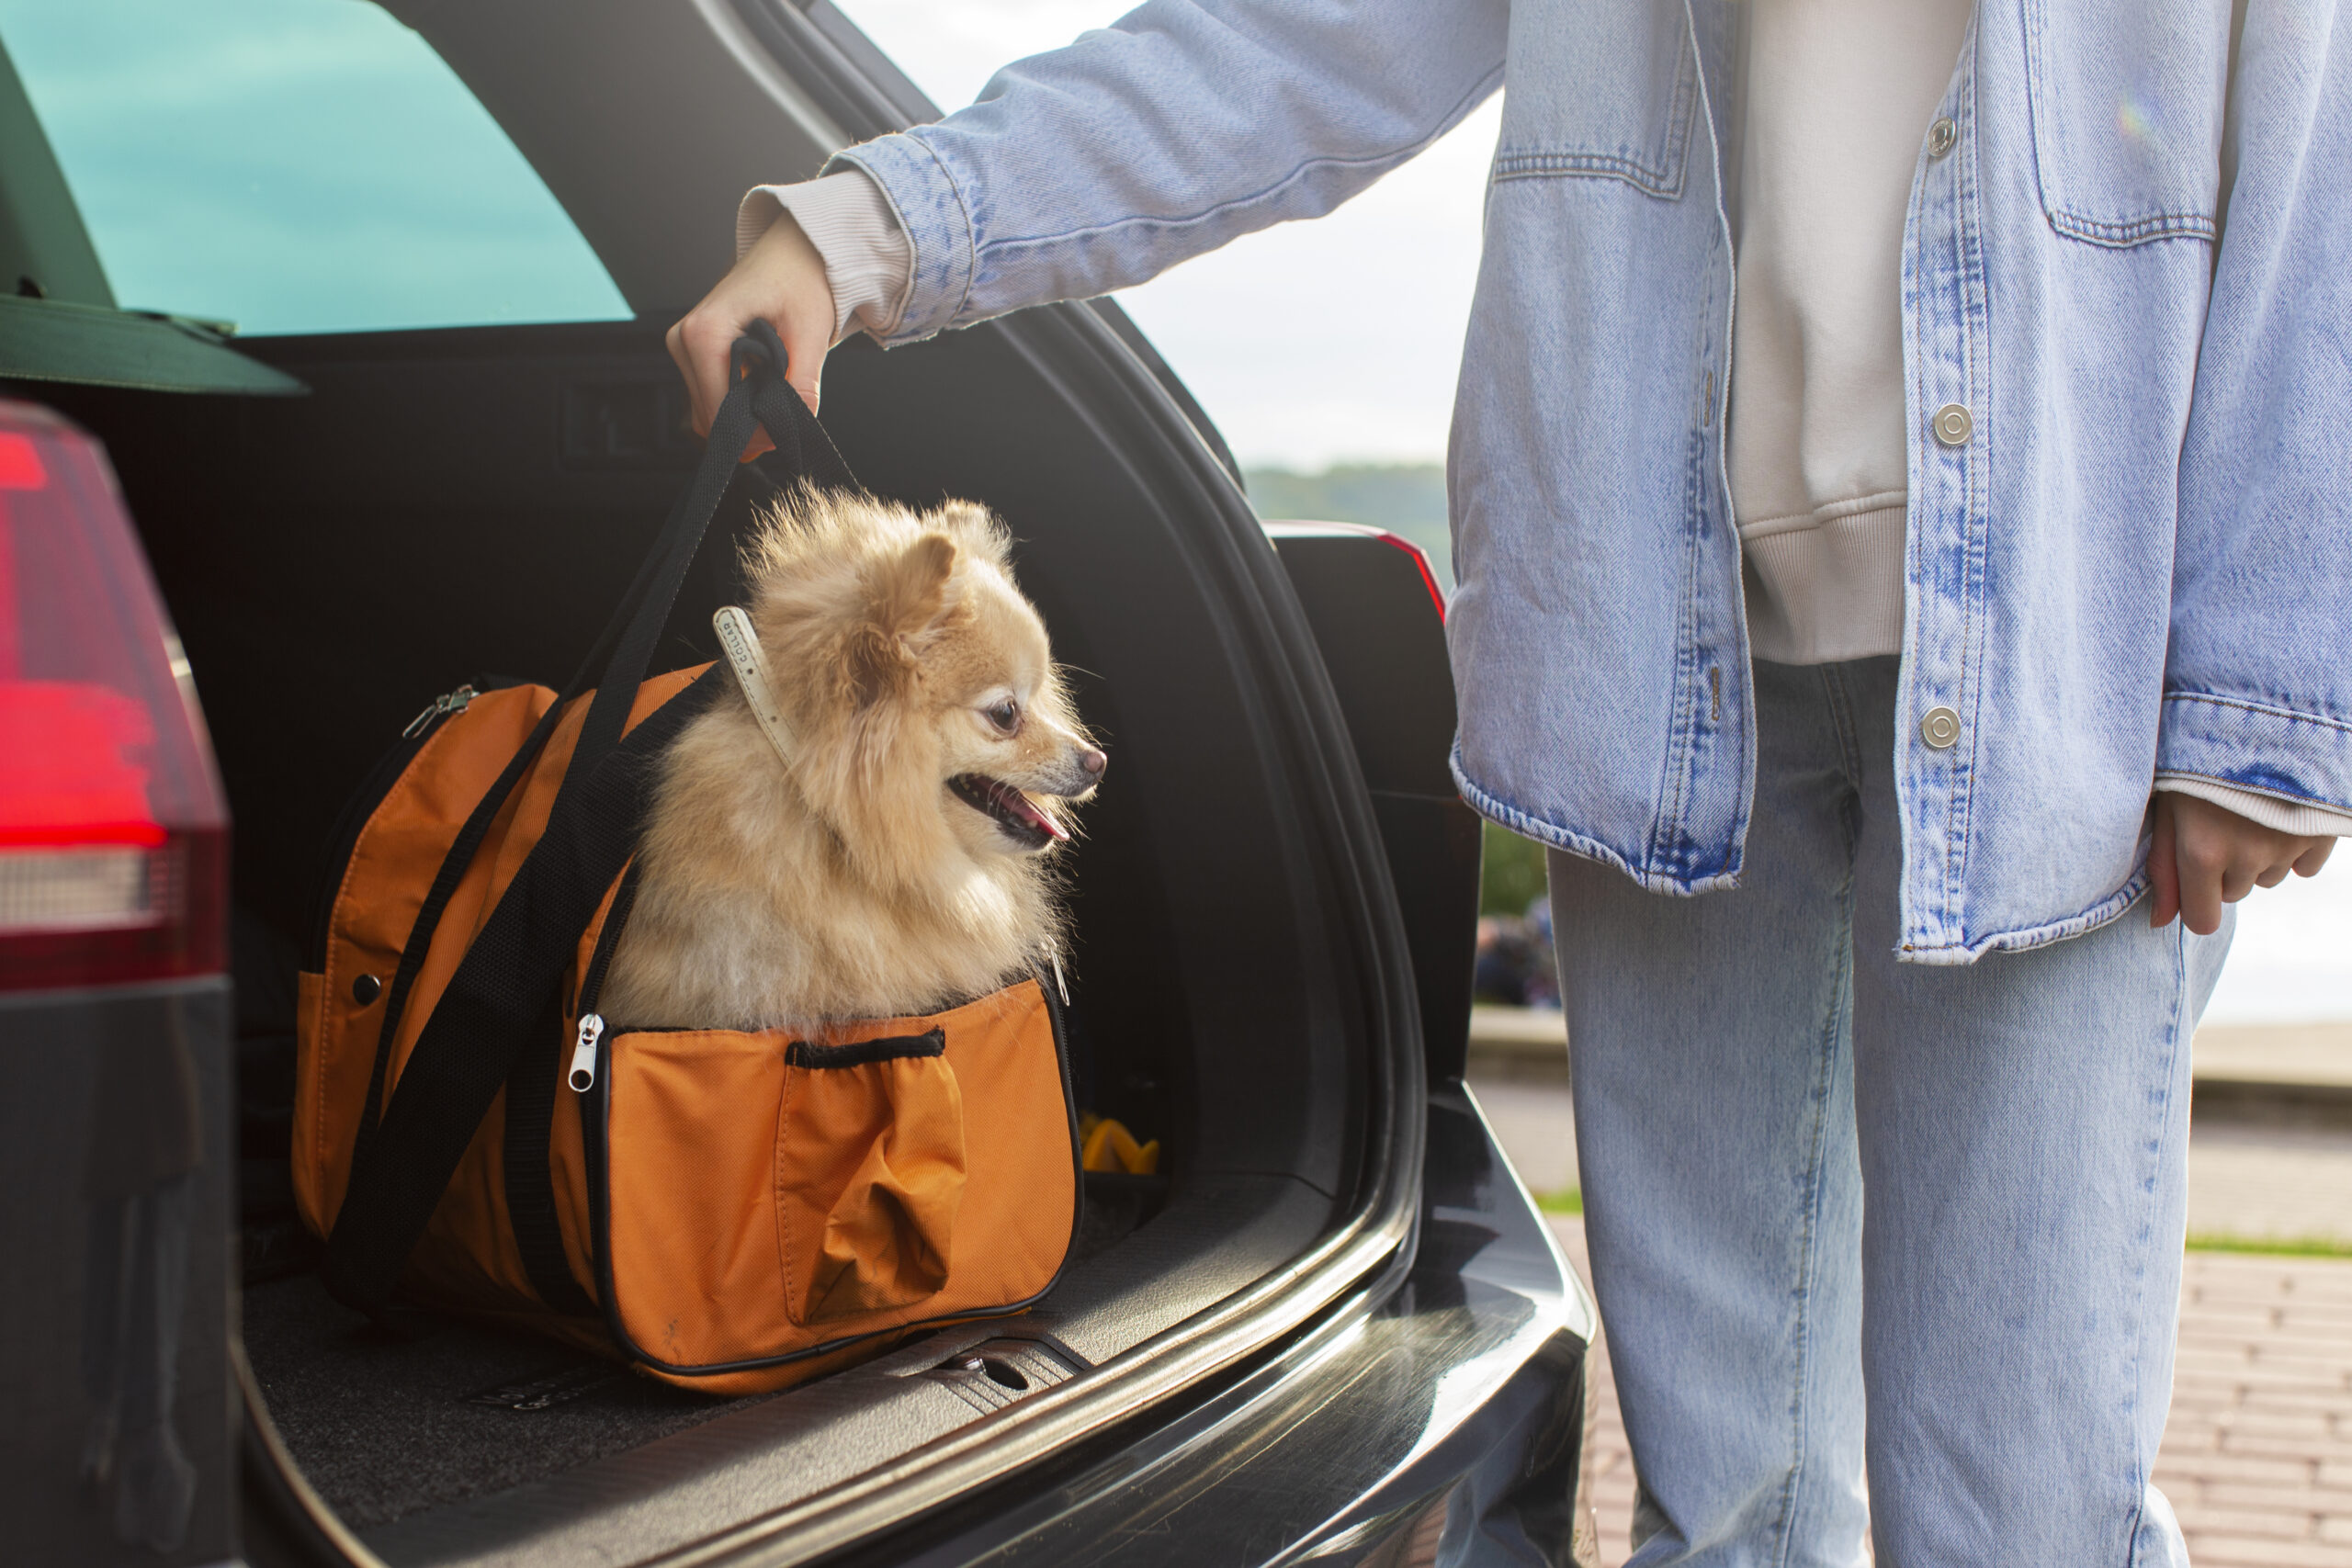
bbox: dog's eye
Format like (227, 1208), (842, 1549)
(986, 699), (1021, 734)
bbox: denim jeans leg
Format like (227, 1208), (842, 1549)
(1838, 656), (2232, 1566)
(1547, 660), (1873, 1568)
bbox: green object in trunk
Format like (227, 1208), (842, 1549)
(0, 294), (304, 397)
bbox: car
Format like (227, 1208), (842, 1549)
(0, 3), (1597, 1564)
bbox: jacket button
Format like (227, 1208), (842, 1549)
(1933, 403), (1973, 446)
(1919, 706), (1962, 750)
(1927, 117), (1958, 159)
(352, 973), (383, 1005)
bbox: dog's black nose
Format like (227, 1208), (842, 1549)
(1078, 748), (1107, 778)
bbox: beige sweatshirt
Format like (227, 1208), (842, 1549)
(732, 29), (2350, 840)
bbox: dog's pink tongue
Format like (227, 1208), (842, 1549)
(1001, 782), (1068, 842)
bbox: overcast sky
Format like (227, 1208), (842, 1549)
(833, 0), (2352, 1023)
(842, 0), (1494, 474)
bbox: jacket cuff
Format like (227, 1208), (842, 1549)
(736, 172), (912, 344)
(2153, 776), (2352, 837)
(2154, 690), (2352, 827)
(823, 132), (978, 347)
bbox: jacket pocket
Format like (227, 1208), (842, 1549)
(2019, 0), (2230, 247)
(775, 1031), (967, 1325)
(1493, 0), (1699, 197)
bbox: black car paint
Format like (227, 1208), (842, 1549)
(0, 978), (238, 1567)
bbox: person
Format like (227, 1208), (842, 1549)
(666, 2), (2350, 1560)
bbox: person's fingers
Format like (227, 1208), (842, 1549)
(2255, 862), (2291, 889)
(2295, 840), (2336, 878)
(2173, 807), (2228, 935)
(777, 318), (826, 417)
(2219, 852), (2264, 905)
(665, 211), (834, 458)
(2147, 795), (2180, 928)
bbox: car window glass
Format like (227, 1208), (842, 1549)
(0, 0), (630, 336)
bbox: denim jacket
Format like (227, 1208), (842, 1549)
(834, 0), (2352, 963)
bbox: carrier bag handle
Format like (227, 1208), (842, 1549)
(554, 321), (854, 800)
(323, 327), (850, 1320)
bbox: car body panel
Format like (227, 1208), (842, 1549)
(0, 977), (236, 1568)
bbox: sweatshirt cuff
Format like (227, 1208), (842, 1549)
(2154, 775), (2352, 838)
(825, 131), (979, 346)
(736, 171), (913, 344)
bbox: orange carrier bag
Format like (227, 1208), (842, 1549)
(292, 328), (1081, 1395)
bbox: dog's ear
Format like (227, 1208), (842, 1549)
(847, 532), (959, 705)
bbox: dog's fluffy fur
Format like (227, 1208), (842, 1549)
(598, 490), (1102, 1032)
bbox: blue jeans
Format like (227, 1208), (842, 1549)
(1548, 658), (2232, 1566)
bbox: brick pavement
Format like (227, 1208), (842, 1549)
(1548, 1217), (2352, 1566)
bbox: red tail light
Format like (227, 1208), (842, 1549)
(1374, 530), (1448, 624)
(0, 401), (227, 992)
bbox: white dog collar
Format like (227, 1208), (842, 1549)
(712, 604), (795, 766)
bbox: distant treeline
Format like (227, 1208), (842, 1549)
(1244, 462), (1453, 589)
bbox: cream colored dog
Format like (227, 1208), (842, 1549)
(600, 490), (1103, 1032)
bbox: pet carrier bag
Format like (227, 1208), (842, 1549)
(292, 328), (1081, 1395)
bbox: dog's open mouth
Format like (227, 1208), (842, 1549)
(949, 774), (1068, 851)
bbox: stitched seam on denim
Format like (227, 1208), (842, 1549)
(910, 135), (982, 330)
(2022, 0), (2214, 253)
(1647, 16), (1730, 889)
(1648, 427), (1706, 879)
(830, 139), (978, 341)
(979, 68), (1504, 258)
(1774, 886), (1850, 1568)
(1690, 0), (1752, 897)
(2163, 690), (2352, 737)
(821, 152), (922, 339)
(1654, 369), (1737, 886)
(1948, 42), (1994, 937)
(2048, 210), (2215, 248)
(1492, 152), (1681, 198)
(1453, 746), (1744, 895)
(1491, 20), (1698, 200)
(1903, 868), (2150, 959)
(2120, 923), (2189, 1563)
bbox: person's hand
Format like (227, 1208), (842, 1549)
(2147, 791), (2335, 934)
(665, 211), (836, 461)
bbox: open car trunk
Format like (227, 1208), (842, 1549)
(34, 293), (1435, 1562)
(1, 0), (1498, 1556)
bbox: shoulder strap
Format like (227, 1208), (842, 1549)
(323, 328), (853, 1320)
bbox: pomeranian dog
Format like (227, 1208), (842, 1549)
(598, 490), (1104, 1032)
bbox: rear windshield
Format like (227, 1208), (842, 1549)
(0, 0), (630, 335)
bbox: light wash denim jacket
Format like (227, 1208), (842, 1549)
(832, 0), (2351, 963)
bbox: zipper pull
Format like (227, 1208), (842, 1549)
(568, 1013), (605, 1092)
(401, 683), (481, 739)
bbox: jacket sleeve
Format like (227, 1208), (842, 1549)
(2160, 0), (2352, 819)
(825, 0), (1508, 346)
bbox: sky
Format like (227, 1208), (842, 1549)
(836, 0), (2352, 1025)
(839, 0), (1492, 473)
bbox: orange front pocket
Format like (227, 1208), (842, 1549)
(776, 1033), (967, 1324)
(594, 981), (1077, 1392)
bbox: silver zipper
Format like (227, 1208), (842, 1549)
(568, 1013), (605, 1093)
(401, 683), (480, 739)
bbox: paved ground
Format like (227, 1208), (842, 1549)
(1477, 1063), (2352, 1565)
(1545, 1218), (2352, 1567)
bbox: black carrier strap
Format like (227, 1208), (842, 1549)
(323, 326), (856, 1320)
